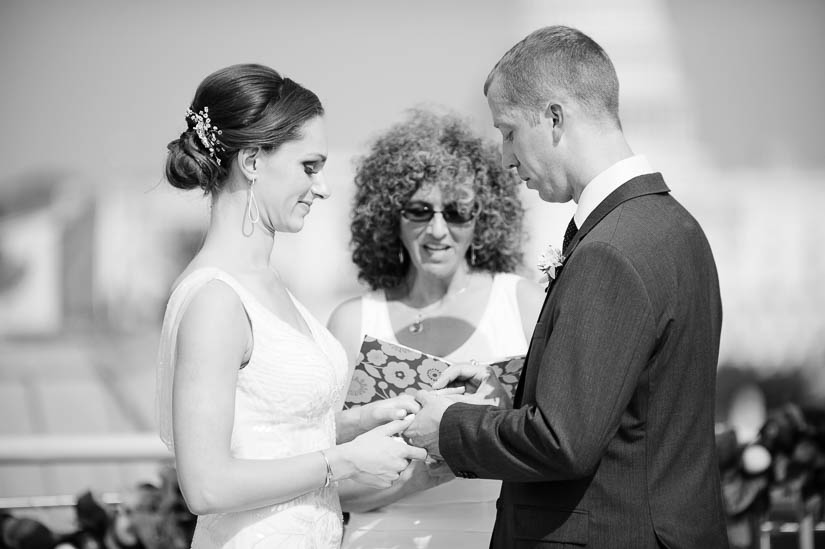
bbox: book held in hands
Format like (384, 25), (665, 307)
(344, 335), (524, 409)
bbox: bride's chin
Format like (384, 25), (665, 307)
(274, 219), (305, 234)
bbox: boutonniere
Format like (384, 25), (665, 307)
(537, 245), (565, 290)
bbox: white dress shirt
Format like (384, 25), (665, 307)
(573, 155), (654, 229)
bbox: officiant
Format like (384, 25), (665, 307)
(327, 107), (543, 549)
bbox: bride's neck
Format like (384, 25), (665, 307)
(202, 188), (274, 271)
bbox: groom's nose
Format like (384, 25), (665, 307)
(501, 143), (518, 170)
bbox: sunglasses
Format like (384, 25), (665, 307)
(400, 201), (480, 224)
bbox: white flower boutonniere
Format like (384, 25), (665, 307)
(537, 245), (565, 288)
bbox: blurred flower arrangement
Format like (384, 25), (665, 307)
(716, 365), (825, 548)
(0, 466), (195, 549)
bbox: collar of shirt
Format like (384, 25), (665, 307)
(573, 154), (653, 229)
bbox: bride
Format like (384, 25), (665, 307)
(156, 63), (426, 548)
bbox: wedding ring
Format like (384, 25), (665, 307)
(470, 359), (479, 366)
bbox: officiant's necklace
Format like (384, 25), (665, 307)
(406, 278), (471, 335)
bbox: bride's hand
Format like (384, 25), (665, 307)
(357, 395), (421, 433)
(334, 415), (428, 488)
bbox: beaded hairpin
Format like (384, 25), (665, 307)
(186, 106), (224, 165)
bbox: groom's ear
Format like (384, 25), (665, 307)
(545, 102), (564, 142)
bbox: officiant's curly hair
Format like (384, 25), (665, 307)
(350, 107), (525, 290)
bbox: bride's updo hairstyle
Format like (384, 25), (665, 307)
(165, 63), (324, 194)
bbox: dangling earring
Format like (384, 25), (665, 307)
(242, 176), (261, 237)
(398, 247), (405, 265)
(247, 177), (260, 225)
(469, 245), (476, 267)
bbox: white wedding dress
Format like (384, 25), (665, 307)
(157, 267), (349, 548)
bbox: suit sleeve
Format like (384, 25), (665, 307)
(440, 242), (657, 481)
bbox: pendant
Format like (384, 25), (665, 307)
(409, 318), (424, 334)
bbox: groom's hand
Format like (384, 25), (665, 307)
(432, 362), (512, 409)
(404, 390), (454, 462)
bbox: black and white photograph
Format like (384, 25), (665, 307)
(1, 1), (824, 548)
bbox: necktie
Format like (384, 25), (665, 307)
(563, 217), (578, 252)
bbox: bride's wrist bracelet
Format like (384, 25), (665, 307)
(319, 450), (334, 488)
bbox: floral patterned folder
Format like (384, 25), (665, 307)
(344, 335), (525, 409)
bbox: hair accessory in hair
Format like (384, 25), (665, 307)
(186, 106), (224, 164)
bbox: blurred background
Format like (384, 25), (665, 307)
(1, 0), (823, 545)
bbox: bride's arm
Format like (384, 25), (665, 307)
(172, 282), (422, 515)
(336, 408), (366, 444)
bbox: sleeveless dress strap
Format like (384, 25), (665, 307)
(480, 273), (528, 354)
(359, 290), (398, 343)
(485, 273), (523, 328)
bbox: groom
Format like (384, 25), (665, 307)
(406, 26), (729, 549)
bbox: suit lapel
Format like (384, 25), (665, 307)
(513, 173), (670, 408)
(563, 173), (670, 260)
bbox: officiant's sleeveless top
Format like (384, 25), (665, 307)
(159, 268), (348, 549)
(343, 273), (529, 549)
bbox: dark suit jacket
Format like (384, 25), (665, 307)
(440, 174), (729, 548)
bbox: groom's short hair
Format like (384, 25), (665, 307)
(484, 26), (621, 128)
